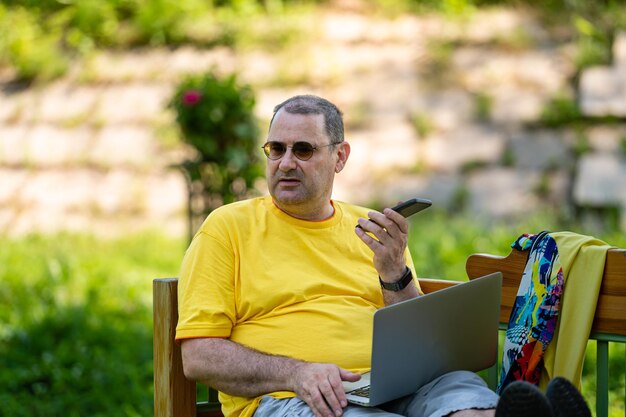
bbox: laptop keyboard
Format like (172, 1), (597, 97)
(349, 386), (370, 398)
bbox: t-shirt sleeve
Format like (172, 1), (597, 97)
(175, 230), (237, 340)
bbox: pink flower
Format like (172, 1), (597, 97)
(182, 89), (202, 106)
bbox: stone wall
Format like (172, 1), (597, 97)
(576, 34), (626, 229)
(0, 8), (625, 236)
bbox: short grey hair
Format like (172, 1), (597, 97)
(270, 95), (344, 144)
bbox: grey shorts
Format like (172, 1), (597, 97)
(253, 370), (499, 417)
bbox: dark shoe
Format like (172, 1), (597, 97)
(495, 381), (554, 417)
(546, 377), (592, 417)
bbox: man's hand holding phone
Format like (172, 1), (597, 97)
(388, 198), (432, 218)
(355, 198), (432, 230)
(354, 198), (431, 295)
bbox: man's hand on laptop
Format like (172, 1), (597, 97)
(290, 362), (361, 417)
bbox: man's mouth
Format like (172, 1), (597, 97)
(278, 178), (300, 186)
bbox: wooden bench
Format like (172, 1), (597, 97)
(154, 247), (626, 417)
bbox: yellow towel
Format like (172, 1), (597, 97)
(539, 232), (612, 390)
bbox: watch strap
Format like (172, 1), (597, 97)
(379, 267), (413, 292)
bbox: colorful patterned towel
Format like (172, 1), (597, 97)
(497, 231), (564, 393)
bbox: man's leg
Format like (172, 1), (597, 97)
(449, 409), (495, 417)
(254, 396), (404, 417)
(254, 371), (498, 417)
(382, 371), (498, 417)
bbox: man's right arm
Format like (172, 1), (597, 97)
(181, 338), (361, 417)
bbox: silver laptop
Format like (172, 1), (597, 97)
(343, 272), (502, 407)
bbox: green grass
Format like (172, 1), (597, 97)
(0, 231), (185, 417)
(0, 213), (624, 416)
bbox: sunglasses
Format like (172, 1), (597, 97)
(261, 141), (336, 161)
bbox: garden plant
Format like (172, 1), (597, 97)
(169, 71), (263, 237)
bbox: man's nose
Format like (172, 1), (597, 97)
(278, 149), (298, 171)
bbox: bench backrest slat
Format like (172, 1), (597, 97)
(466, 248), (626, 336)
(153, 278), (197, 417)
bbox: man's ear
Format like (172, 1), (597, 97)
(335, 142), (351, 173)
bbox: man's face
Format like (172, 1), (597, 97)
(266, 109), (347, 219)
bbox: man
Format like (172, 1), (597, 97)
(174, 95), (587, 417)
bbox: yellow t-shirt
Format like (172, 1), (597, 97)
(176, 196), (417, 417)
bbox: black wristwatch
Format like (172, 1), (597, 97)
(379, 267), (413, 292)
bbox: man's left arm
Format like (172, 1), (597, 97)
(355, 207), (419, 305)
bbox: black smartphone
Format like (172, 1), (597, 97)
(357, 198), (432, 229)
(391, 198), (432, 218)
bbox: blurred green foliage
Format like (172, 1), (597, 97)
(169, 72), (264, 236)
(0, 0), (311, 81)
(582, 342), (626, 417)
(170, 72), (259, 160)
(540, 93), (584, 128)
(1, 0), (626, 81)
(0, 231), (185, 417)
(1, 213), (624, 416)
(0, 5), (68, 81)
(408, 208), (626, 280)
